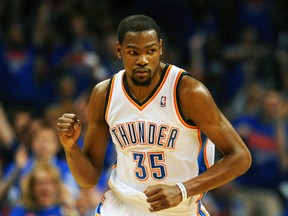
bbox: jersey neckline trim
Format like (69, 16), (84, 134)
(122, 64), (172, 111)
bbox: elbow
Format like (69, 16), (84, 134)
(74, 166), (101, 189)
(79, 184), (96, 190)
(238, 147), (252, 176)
(77, 178), (99, 189)
(245, 150), (252, 172)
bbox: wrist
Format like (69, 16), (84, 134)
(176, 183), (188, 201)
(64, 144), (80, 158)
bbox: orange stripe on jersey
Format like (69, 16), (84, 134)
(197, 128), (202, 154)
(122, 65), (173, 111)
(196, 193), (204, 202)
(111, 163), (117, 169)
(203, 139), (212, 168)
(105, 76), (116, 122)
(174, 71), (198, 129)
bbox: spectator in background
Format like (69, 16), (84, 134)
(188, 32), (228, 107)
(76, 188), (100, 216)
(0, 108), (34, 181)
(275, 30), (288, 96)
(32, 56), (56, 115)
(222, 27), (270, 103)
(232, 89), (287, 216)
(99, 31), (125, 76)
(0, 102), (29, 215)
(0, 102), (15, 162)
(2, 124), (79, 207)
(226, 81), (265, 120)
(55, 75), (78, 111)
(51, 14), (110, 96)
(234, 0), (276, 43)
(0, 146), (28, 215)
(0, 23), (37, 111)
(9, 162), (79, 216)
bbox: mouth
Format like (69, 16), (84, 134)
(131, 68), (152, 86)
(133, 68), (150, 76)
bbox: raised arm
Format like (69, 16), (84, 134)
(57, 79), (111, 188)
(0, 102), (15, 148)
(179, 75), (252, 196)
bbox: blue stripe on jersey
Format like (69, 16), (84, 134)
(197, 201), (208, 216)
(113, 159), (117, 166)
(197, 135), (208, 175)
(197, 135), (210, 216)
(95, 201), (103, 214)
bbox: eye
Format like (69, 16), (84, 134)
(128, 50), (138, 55)
(147, 49), (156, 54)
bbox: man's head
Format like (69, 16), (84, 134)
(117, 14), (161, 45)
(116, 15), (163, 86)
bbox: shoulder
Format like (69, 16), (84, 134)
(167, 63), (213, 104)
(176, 73), (220, 124)
(88, 78), (113, 120)
(177, 73), (211, 100)
(92, 78), (112, 95)
(89, 78), (113, 103)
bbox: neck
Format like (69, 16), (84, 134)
(126, 62), (166, 103)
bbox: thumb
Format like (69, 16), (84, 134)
(74, 119), (81, 129)
(73, 119), (82, 139)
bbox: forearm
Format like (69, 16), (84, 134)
(183, 149), (251, 198)
(64, 144), (101, 188)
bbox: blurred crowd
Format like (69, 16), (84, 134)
(0, 0), (288, 215)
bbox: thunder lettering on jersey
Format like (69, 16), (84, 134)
(110, 121), (179, 150)
(104, 64), (214, 215)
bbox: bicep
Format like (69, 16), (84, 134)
(179, 77), (245, 154)
(83, 120), (110, 171)
(82, 81), (111, 171)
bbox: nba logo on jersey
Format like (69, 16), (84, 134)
(160, 96), (166, 107)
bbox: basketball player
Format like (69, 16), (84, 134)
(57, 14), (252, 216)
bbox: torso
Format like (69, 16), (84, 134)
(104, 64), (214, 215)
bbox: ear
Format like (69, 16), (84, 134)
(116, 42), (122, 59)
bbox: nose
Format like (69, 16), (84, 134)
(136, 55), (148, 65)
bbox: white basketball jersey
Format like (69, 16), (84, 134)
(105, 64), (214, 215)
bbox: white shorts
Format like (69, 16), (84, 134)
(95, 190), (210, 216)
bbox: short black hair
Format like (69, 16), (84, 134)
(117, 14), (161, 44)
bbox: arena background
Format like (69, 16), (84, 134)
(0, 0), (287, 215)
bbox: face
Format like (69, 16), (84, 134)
(32, 128), (59, 161)
(33, 170), (58, 208)
(117, 30), (162, 86)
(263, 91), (283, 119)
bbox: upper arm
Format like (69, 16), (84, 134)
(178, 76), (248, 156)
(82, 79), (111, 172)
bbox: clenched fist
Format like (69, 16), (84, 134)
(57, 113), (81, 149)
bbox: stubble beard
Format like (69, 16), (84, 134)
(131, 76), (152, 86)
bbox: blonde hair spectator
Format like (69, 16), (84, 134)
(9, 162), (79, 215)
(21, 162), (62, 210)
